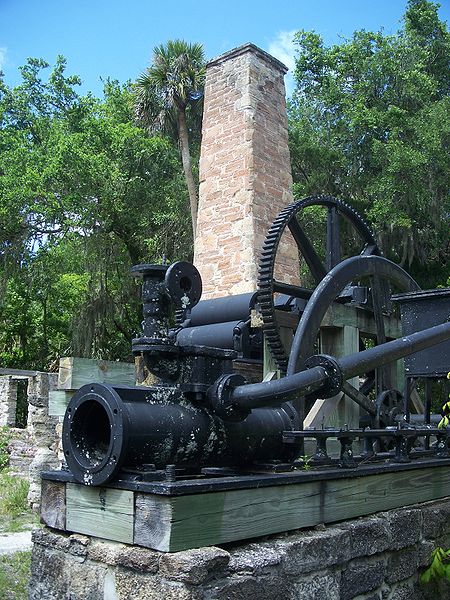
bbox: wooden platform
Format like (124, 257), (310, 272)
(48, 356), (263, 416)
(48, 357), (136, 417)
(41, 459), (450, 552)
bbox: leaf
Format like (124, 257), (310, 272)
(288, 0), (450, 286)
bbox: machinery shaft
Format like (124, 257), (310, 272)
(229, 321), (450, 411)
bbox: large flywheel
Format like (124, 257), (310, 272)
(257, 195), (379, 374)
(257, 195), (421, 427)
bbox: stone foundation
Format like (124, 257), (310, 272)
(30, 498), (450, 599)
(26, 373), (59, 510)
(7, 427), (36, 476)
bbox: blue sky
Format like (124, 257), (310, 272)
(1, 0), (449, 97)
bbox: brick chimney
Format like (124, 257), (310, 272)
(194, 43), (298, 299)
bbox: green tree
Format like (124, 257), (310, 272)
(289, 0), (450, 287)
(0, 58), (192, 368)
(134, 40), (205, 237)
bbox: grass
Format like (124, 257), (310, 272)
(0, 433), (39, 598)
(0, 471), (37, 598)
(0, 472), (29, 515)
(0, 471), (39, 534)
(0, 426), (39, 533)
(0, 551), (31, 600)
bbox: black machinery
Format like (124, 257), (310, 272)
(59, 196), (450, 488)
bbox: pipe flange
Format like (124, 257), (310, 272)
(304, 354), (343, 398)
(62, 383), (129, 486)
(208, 373), (250, 422)
(165, 261), (202, 311)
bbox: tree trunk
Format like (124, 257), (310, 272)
(177, 109), (198, 238)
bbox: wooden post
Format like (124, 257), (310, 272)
(48, 357), (136, 417)
(58, 357), (135, 390)
(306, 325), (360, 430)
(66, 483), (134, 544)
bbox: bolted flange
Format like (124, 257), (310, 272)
(208, 373), (250, 422)
(303, 354), (343, 398)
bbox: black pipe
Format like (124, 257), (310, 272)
(229, 365), (328, 409)
(229, 321), (450, 410)
(340, 322), (450, 380)
(189, 292), (257, 326)
(62, 383), (298, 486)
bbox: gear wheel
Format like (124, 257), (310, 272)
(257, 195), (379, 373)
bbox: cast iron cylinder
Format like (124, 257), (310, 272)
(62, 382), (298, 486)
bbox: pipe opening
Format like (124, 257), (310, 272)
(70, 400), (111, 468)
(179, 276), (192, 292)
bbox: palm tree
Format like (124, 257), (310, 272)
(134, 40), (205, 238)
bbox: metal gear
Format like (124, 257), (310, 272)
(375, 389), (404, 428)
(257, 195), (379, 373)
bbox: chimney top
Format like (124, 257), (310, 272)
(206, 43), (289, 74)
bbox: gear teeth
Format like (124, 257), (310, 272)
(257, 195), (379, 372)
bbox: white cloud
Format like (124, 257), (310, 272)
(268, 31), (297, 97)
(268, 30), (296, 72)
(0, 47), (7, 71)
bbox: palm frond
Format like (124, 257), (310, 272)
(134, 39), (205, 135)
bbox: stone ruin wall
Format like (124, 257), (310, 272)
(0, 375), (18, 427)
(194, 44), (299, 299)
(0, 373), (60, 510)
(30, 500), (450, 600)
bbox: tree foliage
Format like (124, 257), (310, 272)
(134, 40), (205, 237)
(2, 14), (449, 370)
(0, 57), (192, 369)
(289, 0), (450, 286)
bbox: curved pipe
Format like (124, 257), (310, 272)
(287, 255), (420, 376)
(230, 365), (329, 409)
(229, 321), (450, 411)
